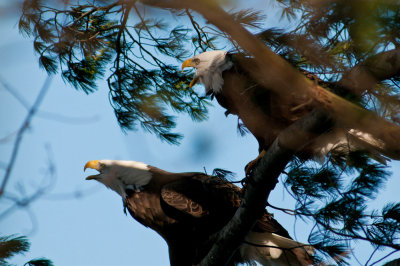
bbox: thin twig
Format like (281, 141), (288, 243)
(185, 9), (206, 52)
(370, 250), (400, 266)
(266, 201), (297, 215)
(0, 74), (30, 109)
(0, 75), (99, 124)
(0, 145), (57, 222)
(365, 246), (380, 266)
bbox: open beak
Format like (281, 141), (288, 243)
(181, 59), (199, 88)
(181, 58), (195, 71)
(84, 160), (102, 180)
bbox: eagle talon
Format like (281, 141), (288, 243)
(240, 177), (248, 193)
(244, 158), (258, 177)
(123, 197), (128, 215)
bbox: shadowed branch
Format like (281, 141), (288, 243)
(199, 110), (332, 265)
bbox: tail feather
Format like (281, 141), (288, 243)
(240, 232), (314, 266)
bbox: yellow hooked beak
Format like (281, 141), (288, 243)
(181, 58), (195, 71)
(181, 58), (199, 88)
(84, 160), (101, 180)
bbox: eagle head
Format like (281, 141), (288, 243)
(181, 50), (233, 94)
(84, 160), (152, 198)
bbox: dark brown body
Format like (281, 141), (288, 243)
(125, 168), (291, 266)
(214, 55), (317, 157)
(213, 55), (400, 164)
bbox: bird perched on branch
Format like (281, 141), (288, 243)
(84, 159), (314, 266)
(182, 50), (400, 168)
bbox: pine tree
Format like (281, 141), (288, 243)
(19, 0), (400, 264)
(0, 235), (53, 266)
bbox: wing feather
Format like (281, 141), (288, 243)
(161, 176), (210, 218)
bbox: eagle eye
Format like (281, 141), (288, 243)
(193, 58), (200, 65)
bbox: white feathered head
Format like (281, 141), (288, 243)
(181, 50), (233, 94)
(84, 160), (152, 198)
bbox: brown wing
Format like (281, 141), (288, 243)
(161, 174), (295, 244)
(161, 174), (291, 236)
(161, 178), (209, 218)
(160, 174), (241, 220)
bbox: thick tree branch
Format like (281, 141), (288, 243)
(339, 48), (400, 95)
(199, 110), (333, 265)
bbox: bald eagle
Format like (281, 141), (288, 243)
(182, 51), (399, 165)
(84, 160), (314, 266)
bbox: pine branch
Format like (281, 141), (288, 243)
(0, 235), (30, 260)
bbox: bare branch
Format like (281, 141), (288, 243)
(0, 75), (99, 125)
(185, 9), (207, 52)
(0, 76), (53, 197)
(42, 186), (100, 201)
(0, 74), (30, 109)
(370, 250), (400, 266)
(0, 144), (56, 225)
(36, 111), (100, 125)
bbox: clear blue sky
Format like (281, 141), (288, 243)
(1, 1), (399, 265)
